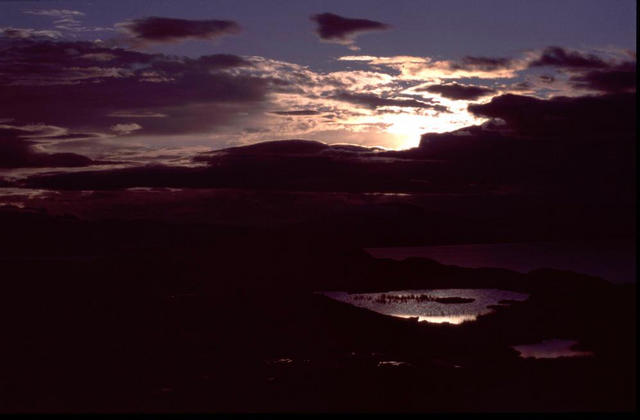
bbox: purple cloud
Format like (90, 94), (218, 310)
(310, 13), (390, 48)
(271, 110), (322, 116)
(331, 92), (448, 112)
(569, 61), (636, 93)
(0, 126), (95, 168)
(0, 39), (268, 136)
(118, 16), (241, 45)
(529, 46), (609, 69)
(454, 56), (513, 71)
(416, 83), (495, 100)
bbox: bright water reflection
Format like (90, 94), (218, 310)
(319, 289), (529, 325)
(512, 339), (594, 359)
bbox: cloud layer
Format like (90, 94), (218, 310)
(331, 92), (448, 111)
(416, 83), (495, 100)
(0, 125), (96, 168)
(19, 90), (635, 207)
(117, 16), (241, 45)
(311, 13), (390, 49)
(0, 20), (635, 177)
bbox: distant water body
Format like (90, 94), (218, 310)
(319, 289), (529, 325)
(366, 239), (635, 284)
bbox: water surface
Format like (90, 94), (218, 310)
(319, 289), (529, 324)
(512, 339), (594, 359)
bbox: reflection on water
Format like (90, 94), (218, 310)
(391, 313), (479, 324)
(377, 360), (413, 368)
(319, 289), (529, 325)
(512, 339), (594, 359)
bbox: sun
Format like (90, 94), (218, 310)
(383, 113), (429, 149)
(336, 100), (486, 150)
(380, 111), (479, 150)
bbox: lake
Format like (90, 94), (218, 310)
(319, 288), (529, 325)
(512, 339), (594, 359)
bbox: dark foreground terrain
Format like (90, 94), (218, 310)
(0, 196), (635, 414)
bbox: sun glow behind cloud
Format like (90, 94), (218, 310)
(1, 16), (630, 163)
(384, 112), (475, 149)
(339, 96), (487, 149)
(384, 107), (485, 149)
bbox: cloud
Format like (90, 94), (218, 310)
(310, 13), (390, 50)
(117, 16), (241, 45)
(21, 87), (636, 203)
(467, 92), (636, 137)
(528, 46), (610, 69)
(0, 27), (62, 39)
(338, 48), (631, 84)
(538, 75), (555, 83)
(0, 37), (465, 151)
(0, 39), (269, 137)
(107, 111), (168, 118)
(23, 9), (85, 17)
(195, 54), (253, 69)
(0, 39), (154, 85)
(569, 61), (636, 93)
(416, 83), (495, 100)
(23, 8), (115, 34)
(111, 123), (142, 135)
(0, 36), (634, 172)
(23, 140), (413, 192)
(337, 47), (636, 99)
(271, 110), (322, 116)
(338, 55), (524, 79)
(0, 38), (416, 153)
(23, 89), (635, 198)
(331, 92), (449, 111)
(402, 92), (635, 198)
(202, 139), (332, 157)
(455, 56), (513, 71)
(0, 125), (96, 168)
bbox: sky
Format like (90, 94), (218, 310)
(0, 0), (636, 181)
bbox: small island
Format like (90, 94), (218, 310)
(433, 297), (475, 304)
(371, 294), (475, 304)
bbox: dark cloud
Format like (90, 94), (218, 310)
(528, 46), (609, 69)
(1, 35), (634, 202)
(117, 16), (241, 45)
(201, 139), (331, 157)
(198, 139), (381, 158)
(331, 92), (449, 111)
(0, 126), (95, 168)
(42, 132), (103, 140)
(0, 27), (62, 39)
(509, 81), (531, 91)
(467, 92), (636, 137)
(271, 110), (322, 116)
(417, 83), (495, 100)
(376, 92), (629, 201)
(454, 56), (513, 71)
(195, 54), (252, 69)
(0, 39), (268, 136)
(0, 40), (252, 81)
(0, 38), (155, 84)
(310, 13), (390, 44)
(538, 74), (555, 83)
(23, 140), (411, 191)
(569, 61), (636, 93)
(24, 89), (636, 201)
